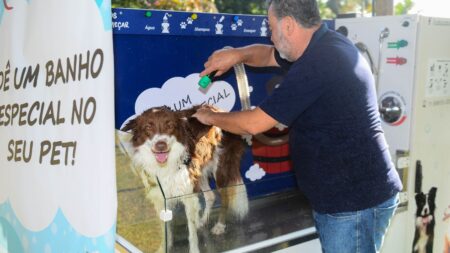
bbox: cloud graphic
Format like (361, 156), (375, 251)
(0, 0), (26, 25)
(0, 0), (116, 237)
(245, 164), (266, 181)
(136, 73), (236, 113)
(121, 73), (236, 128)
(95, 0), (112, 31)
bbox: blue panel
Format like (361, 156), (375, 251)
(113, 8), (334, 198)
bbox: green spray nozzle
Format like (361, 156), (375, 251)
(198, 71), (218, 89)
(388, 39), (408, 49)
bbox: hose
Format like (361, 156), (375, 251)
(225, 46), (289, 146)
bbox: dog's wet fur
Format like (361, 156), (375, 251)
(122, 105), (248, 253)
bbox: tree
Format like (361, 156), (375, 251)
(394, 0), (414, 15)
(112, 0), (408, 18)
(112, 0), (217, 12)
(112, 0), (267, 14)
(321, 0), (373, 17)
(318, 0), (336, 19)
(214, 0), (267, 15)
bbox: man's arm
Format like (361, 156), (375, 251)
(200, 44), (279, 77)
(237, 44), (279, 67)
(193, 106), (278, 135)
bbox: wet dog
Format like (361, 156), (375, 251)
(412, 187), (437, 253)
(122, 105), (248, 253)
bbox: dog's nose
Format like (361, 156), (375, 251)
(155, 141), (168, 152)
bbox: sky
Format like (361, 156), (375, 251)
(395, 0), (450, 17)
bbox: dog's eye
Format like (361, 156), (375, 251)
(167, 122), (175, 130)
(145, 123), (155, 132)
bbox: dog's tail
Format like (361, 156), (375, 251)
(228, 179), (249, 220)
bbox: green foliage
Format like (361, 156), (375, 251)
(112, 0), (267, 14)
(112, 0), (217, 12)
(395, 0), (414, 15)
(215, 0), (267, 15)
(112, 0), (147, 9)
(322, 0), (372, 17)
(112, 0), (392, 18)
(318, 0), (336, 19)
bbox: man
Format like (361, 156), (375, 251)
(193, 0), (402, 252)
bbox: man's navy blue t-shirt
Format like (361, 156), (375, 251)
(259, 23), (403, 213)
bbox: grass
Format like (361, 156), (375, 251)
(115, 135), (163, 252)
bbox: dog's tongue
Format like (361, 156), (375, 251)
(422, 215), (432, 224)
(155, 152), (169, 163)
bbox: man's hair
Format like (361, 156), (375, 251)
(267, 0), (321, 28)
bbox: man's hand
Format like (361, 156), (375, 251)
(200, 47), (242, 78)
(192, 106), (216, 125)
(200, 45), (278, 79)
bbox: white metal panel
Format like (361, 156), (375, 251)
(335, 15), (419, 155)
(407, 16), (450, 253)
(336, 15), (450, 253)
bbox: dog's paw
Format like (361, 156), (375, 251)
(198, 217), (207, 229)
(211, 222), (226, 235)
(189, 246), (201, 253)
(199, 213), (211, 228)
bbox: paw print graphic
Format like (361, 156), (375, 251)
(242, 134), (253, 146)
(231, 23), (237, 31)
(180, 22), (187, 29)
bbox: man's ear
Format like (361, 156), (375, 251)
(283, 16), (296, 35)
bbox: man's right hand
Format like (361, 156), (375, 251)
(200, 47), (243, 78)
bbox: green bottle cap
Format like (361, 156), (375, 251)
(198, 76), (212, 89)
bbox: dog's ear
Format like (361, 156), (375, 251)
(188, 117), (213, 141)
(176, 107), (196, 118)
(159, 105), (173, 112)
(428, 187), (437, 201)
(177, 116), (196, 155)
(415, 192), (425, 204)
(175, 106), (213, 141)
(121, 118), (137, 132)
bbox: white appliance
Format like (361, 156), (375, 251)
(336, 15), (450, 253)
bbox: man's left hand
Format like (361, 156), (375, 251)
(192, 106), (214, 125)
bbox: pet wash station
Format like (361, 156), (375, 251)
(113, 8), (331, 253)
(112, 8), (450, 253)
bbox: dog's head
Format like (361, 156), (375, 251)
(121, 106), (195, 171)
(415, 187), (437, 218)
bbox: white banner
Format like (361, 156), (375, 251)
(0, 0), (116, 252)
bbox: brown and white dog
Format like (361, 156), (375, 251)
(122, 105), (248, 253)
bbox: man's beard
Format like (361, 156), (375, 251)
(278, 49), (289, 60)
(276, 33), (293, 62)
